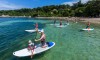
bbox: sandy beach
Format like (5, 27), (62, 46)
(35, 17), (100, 24)
(0, 16), (100, 24)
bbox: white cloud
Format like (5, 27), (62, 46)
(81, 0), (89, 3)
(62, 0), (89, 6)
(62, 2), (76, 6)
(0, 1), (23, 10)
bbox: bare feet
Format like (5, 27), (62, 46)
(42, 45), (47, 48)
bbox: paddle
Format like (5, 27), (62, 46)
(35, 39), (40, 42)
(30, 29), (38, 59)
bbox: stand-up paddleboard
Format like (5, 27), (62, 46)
(82, 28), (94, 31)
(56, 25), (67, 27)
(25, 29), (41, 33)
(76, 22), (78, 23)
(50, 24), (59, 25)
(65, 23), (69, 25)
(13, 42), (55, 57)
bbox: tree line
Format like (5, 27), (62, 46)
(0, 0), (100, 17)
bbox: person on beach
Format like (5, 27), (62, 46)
(86, 21), (90, 29)
(35, 23), (38, 31)
(35, 29), (47, 48)
(27, 40), (36, 58)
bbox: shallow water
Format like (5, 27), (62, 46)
(0, 18), (100, 60)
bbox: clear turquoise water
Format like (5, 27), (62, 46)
(0, 18), (100, 60)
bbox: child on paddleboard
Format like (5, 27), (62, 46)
(28, 40), (35, 50)
(28, 40), (36, 58)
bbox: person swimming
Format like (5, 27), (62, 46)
(86, 21), (90, 29)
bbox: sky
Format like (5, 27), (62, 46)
(0, 0), (89, 10)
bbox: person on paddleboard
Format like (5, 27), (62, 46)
(60, 20), (62, 26)
(28, 40), (35, 49)
(86, 21), (90, 29)
(28, 40), (36, 58)
(35, 23), (38, 31)
(66, 20), (69, 25)
(35, 29), (47, 48)
(54, 20), (56, 25)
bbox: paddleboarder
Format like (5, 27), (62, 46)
(35, 23), (38, 31)
(60, 20), (62, 26)
(54, 20), (56, 25)
(86, 21), (90, 29)
(35, 29), (47, 48)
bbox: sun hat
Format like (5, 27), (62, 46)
(28, 40), (32, 43)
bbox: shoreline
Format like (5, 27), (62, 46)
(0, 16), (100, 24)
(35, 17), (100, 24)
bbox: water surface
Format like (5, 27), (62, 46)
(0, 17), (100, 60)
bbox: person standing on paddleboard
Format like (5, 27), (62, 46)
(86, 21), (90, 29)
(60, 20), (62, 26)
(35, 23), (38, 31)
(54, 20), (56, 25)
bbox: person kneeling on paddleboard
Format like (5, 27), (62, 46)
(35, 29), (47, 48)
(28, 40), (36, 58)
(86, 21), (90, 29)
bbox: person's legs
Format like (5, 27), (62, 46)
(35, 28), (38, 31)
(41, 40), (46, 48)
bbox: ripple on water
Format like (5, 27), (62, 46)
(0, 18), (100, 60)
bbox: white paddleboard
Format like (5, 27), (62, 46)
(56, 25), (67, 27)
(65, 23), (69, 25)
(76, 22), (78, 23)
(25, 29), (41, 33)
(50, 24), (59, 25)
(82, 28), (94, 31)
(13, 42), (55, 57)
